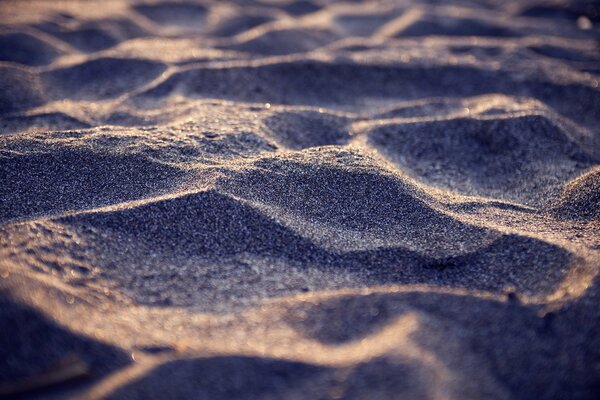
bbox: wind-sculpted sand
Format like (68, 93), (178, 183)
(1, 0), (599, 399)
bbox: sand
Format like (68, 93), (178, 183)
(0, 0), (599, 398)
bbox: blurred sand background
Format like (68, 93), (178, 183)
(1, 0), (599, 398)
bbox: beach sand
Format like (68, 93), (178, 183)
(1, 0), (599, 398)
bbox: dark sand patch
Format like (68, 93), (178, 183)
(133, 2), (207, 28)
(43, 58), (166, 100)
(0, 294), (130, 387)
(366, 114), (597, 206)
(0, 147), (185, 222)
(35, 17), (147, 52)
(0, 112), (90, 134)
(0, 66), (45, 115)
(219, 28), (338, 55)
(0, 32), (61, 66)
(262, 110), (350, 149)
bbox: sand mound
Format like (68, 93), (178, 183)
(135, 60), (600, 131)
(137, 62), (500, 106)
(61, 190), (318, 260)
(365, 114), (597, 206)
(288, 287), (600, 399)
(217, 150), (485, 246)
(49, 194), (572, 309)
(552, 167), (600, 221)
(262, 110), (350, 149)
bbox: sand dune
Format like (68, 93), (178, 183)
(1, 0), (599, 399)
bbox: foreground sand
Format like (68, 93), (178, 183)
(1, 0), (599, 398)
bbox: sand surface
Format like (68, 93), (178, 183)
(1, 0), (600, 398)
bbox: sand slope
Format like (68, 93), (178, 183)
(1, 0), (599, 399)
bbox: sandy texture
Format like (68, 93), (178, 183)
(1, 0), (599, 399)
